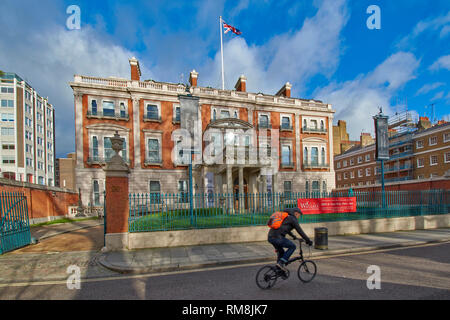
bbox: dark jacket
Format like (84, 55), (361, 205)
(268, 209), (311, 242)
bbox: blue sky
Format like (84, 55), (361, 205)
(0, 0), (449, 157)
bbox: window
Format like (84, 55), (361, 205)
(104, 137), (114, 161)
(2, 144), (15, 150)
(430, 155), (438, 166)
(350, 171), (355, 179)
(321, 147), (326, 164)
(178, 180), (189, 203)
(93, 180), (100, 206)
(357, 156), (363, 164)
(281, 117), (291, 130)
(350, 158), (355, 165)
(37, 149), (43, 158)
(344, 172), (348, 180)
(1, 127), (14, 135)
(2, 156), (15, 164)
(443, 133), (450, 143)
(281, 145), (291, 165)
(417, 158), (424, 168)
(146, 104), (159, 120)
(337, 174), (341, 181)
(303, 147), (308, 164)
(149, 181), (161, 201)
(311, 147), (318, 165)
(147, 138), (160, 163)
(320, 120), (325, 131)
(343, 160), (347, 167)
(234, 111), (238, 118)
(102, 101), (115, 117)
(416, 140), (424, 149)
(336, 161), (341, 169)
(366, 168), (371, 176)
(311, 120), (318, 130)
(92, 136), (99, 161)
(259, 114), (269, 128)
(213, 109), (217, 121)
(358, 169), (363, 177)
(311, 181), (320, 193)
(1, 100), (14, 107)
(220, 110), (230, 119)
(322, 181), (327, 193)
(174, 106), (180, 123)
(120, 103), (126, 118)
(283, 181), (292, 197)
(365, 154), (370, 162)
(429, 136), (437, 146)
(1, 113), (14, 122)
(1, 87), (14, 93)
(445, 152), (450, 163)
(91, 100), (97, 115)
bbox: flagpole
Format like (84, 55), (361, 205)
(219, 16), (225, 90)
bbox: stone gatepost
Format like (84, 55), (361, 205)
(103, 131), (130, 250)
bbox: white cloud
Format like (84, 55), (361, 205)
(429, 54), (450, 71)
(314, 52), (420, 140)
(416, 82), (445, 95)
(200, 0), (349, 95)
(430, 91), (445, 101)
(0, 18), (150, 156)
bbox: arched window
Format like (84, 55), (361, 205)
(311, 147), (318, 165)
(282, 146), (291, 165)
(120, 103), (126, 118)
(303, 147), (308, 164)
(321, 147), (326, 164)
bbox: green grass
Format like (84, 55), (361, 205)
(30, 217), (101, 228)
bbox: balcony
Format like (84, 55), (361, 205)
(302, 126), (327, 134)
(143, 114), (162, 123)
(303, 162), (330, 169)
(87, 152), (129, 165)
(388, 150), (413, 161)
(280, 124), (293, 132)
(384, 164), (413, 173)
(87, 110), (129, 121)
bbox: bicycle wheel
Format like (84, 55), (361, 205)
(256, 265), (278, 289)
(297, 260), (317, 283)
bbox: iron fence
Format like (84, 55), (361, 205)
(128, 190), (450, 232)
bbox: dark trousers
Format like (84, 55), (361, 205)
(268, 236), (296, 264)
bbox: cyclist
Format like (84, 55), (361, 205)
(268, 207), (313, 272)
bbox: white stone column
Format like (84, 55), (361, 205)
(74, 92), (84, 169)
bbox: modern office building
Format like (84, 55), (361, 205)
(0, 72), (55, 186)
(70, 57), (336, 207)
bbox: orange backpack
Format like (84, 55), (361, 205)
(267, 211), (289, 229)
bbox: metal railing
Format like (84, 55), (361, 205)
(302, 126), (327, 133)
(87, 110), (129, 120)
(128, 190), (449, 232)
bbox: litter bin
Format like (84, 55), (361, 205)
(314, 227), (328, 250)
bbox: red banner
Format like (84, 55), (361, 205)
(297, 197), (357, 215)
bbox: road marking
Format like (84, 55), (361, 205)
(0, 241), (448, 288)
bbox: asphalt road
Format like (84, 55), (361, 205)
(0, 242), (449, 301)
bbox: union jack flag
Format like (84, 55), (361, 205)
(223, 21), (242, 35)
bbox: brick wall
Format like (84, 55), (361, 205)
(0, 178), (79, 222)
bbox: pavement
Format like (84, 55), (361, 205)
(0, 222), (449, 285)
(30, 218), (104, 241)
(98, 228), (450, 275)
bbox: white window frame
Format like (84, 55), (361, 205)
(445, 152), (450, 163)
(365, 154), (370, 162)
(144, 131), (163, 165)
(258, 112), (271, 128)
(429, 136), (437, 146)
(416, 140), (424, 149)
(280, 113), (293, 131)
(144, 100), (161, 121)
(430, 155), (438, 166)
(417, 158), (424, 168)
(443, 133), (450, 143)
(366, 167), (371, 176)
(358, 169), (363, 177)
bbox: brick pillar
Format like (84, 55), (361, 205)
(103, 131), (130, 250)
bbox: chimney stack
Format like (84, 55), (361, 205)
(360, 133), (374, 147)
(129, 57), (141, 82)
(234, 75), (247, 92)
(417, 116), (432, 130)
(275, 82), (292, 98)
(189, 70), (198, 87)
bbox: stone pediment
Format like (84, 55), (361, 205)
(206, 118), (254, 130)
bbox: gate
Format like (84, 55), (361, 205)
(0, 192), (31, 254)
